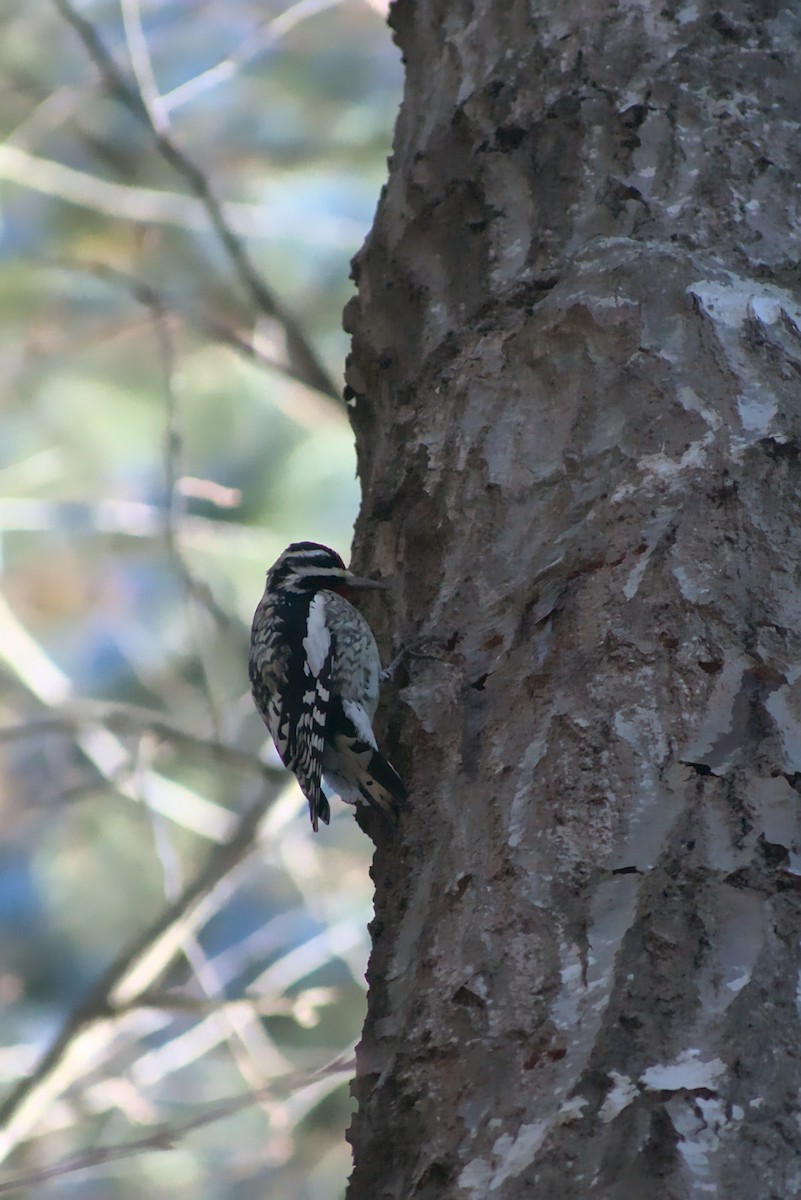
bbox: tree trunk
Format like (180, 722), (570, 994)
(344, 2), (801, 1196)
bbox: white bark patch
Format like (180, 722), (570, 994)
(668, 1093), (731, 1186)
(696, 887), (764, 1019)
(640, 1049), (726, 1091)
(612, 423), (716, 518)
(671, 563), (708, 603)
(687, 275), (801, 436)
(679, 653), (751, 775)
(622, 507), (677, 598)
(676, 384), (722, 431)
(550, 882), (639, 1095)
(614, 701), (668, 763)
(765, 684), (801, 776)
(509, 733), (549, 849)
(688, 277), (798, 330)
(737, 394), (779, 436)
(637, 435), (713, 483)
(302, 593), (330, 677)
(599, 1072), (639, 1123)
(457, 1158), (492, 1197)
(557, 1095), (588, 1123)
(458, 1121), (549, 1196)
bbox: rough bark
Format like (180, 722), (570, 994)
(344, 2), (801, 1197)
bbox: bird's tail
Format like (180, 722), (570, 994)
(309, 791), (331, 833)
(324, 737), (407, 826)
(356, 746), (407, 824)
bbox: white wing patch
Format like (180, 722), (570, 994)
(303, 593), (331, 677)
(342, 699), (378, 749)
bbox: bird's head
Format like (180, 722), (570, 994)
(266, 541), (386, 596)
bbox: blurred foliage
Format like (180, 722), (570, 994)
(0, 0), (401, 1195)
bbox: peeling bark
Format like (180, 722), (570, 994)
(345, 2), (801, 1197)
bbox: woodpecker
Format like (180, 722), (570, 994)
(249, 541), (407, 831)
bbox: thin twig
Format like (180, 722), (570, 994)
(52, 0), (342, 404)
(160, 0), (344, 115)
(144, 253), (228, 724)
(134, 349), (284, 1112)
(120, 0), (167, 132)
(0, 1053), (354, 1195)
(0, 594), (234, 839)
(143, 782), (287, 1107)
(0, 145), (362, 251)
(111, 985), (337, 1018)
(0, 703), (281, 781)
(0, 785), (280, 1164)
(52, 257), (348, 425)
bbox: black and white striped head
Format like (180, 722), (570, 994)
(265, 541), (384, 596)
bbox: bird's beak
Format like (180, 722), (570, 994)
(344, 572), (389, 590)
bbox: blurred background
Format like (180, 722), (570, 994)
(0, 0), (401, 1195)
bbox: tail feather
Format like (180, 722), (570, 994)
(322, 696), (406, 825)
(357, 746), (407, 823)
(324, 736), (406, 824)
(309, 791), (331, 833)
(356, 749), (405, 824)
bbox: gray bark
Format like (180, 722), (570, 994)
(344, 2), (801, 1197)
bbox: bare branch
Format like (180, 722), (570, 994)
(0, 593), (233, 839)
(0, 1053), (354, 1195)
(111, 985), (338, 1019)
(143, 802), (286, 1110)
(143, 253), (230, 725)
(0, 786), (281, 1164)
(0, 702), (280, 780)
(52, 258), (348, 426)
(52, 0), (343, 404)
(0, 493), (276, 563)
(161, 0), (344, 115)
(0, 144), (362, 249)
(136, 312), (283, 1116)
(120, 0), (168, 132)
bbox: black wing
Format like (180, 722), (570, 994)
(270, 593), (334, 831)
(282, 648), (333, 831)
